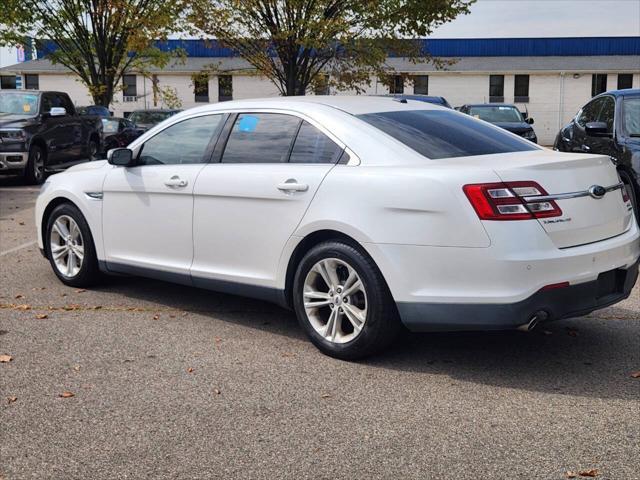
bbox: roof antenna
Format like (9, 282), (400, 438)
(392, 97), (408, 104)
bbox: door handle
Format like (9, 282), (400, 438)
(164, 175), (188, 188)
(277, 180), (309, 192)
(581, 144), (591, 152)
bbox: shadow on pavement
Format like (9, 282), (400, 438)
(93, 274), (640, 402)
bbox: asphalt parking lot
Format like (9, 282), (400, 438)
(1, 177), (639, 480)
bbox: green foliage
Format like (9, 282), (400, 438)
(0, 0), (189, 106)
(189, 0), (475, 96)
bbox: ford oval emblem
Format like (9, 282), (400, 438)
(588, 185), (607, 199)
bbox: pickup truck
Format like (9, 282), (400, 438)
(0, 90), (102, 184)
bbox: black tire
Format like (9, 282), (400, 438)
(24, 145), (46, 185)
(87, 138), (99, 160)
(292, 240), (400, 360)
(45, 203), (101, 287)
(619, 169), (639, 223)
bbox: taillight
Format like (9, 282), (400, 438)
(463, 181), (562, 221)
(622, 185), (630, 203)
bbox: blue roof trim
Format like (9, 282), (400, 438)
(33, 37), (640, 59)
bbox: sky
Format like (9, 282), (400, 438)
(430, 0), (640, 38)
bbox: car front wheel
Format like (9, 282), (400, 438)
(46, 203), (101, 287)
(24, 145), (45, 185)
(292, 240), (400, 360)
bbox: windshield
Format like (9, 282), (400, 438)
(357, 110), (538, 160)
(129, 111), (174, 125)
(468, 106), (524, 123)
(0, 92), (39, 117)
(622, 97), (640, 136)
(101, 118), (120, 133)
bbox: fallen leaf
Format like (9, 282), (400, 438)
(187, 367), (194, 373)
(578, 469), (599, 477)
(213, 388), (221, 395)
(214, 336), (222, 344)
(61, 293), (67, 297)
(281, 352), (296, 358)
(75, 289), (87, 293)
(63, 304), (81, 311)
(59, 391), (75, 398)
(152, 314), (160, 320)
(321, 394), (332, 399)
(566, 328), (579, 337)
(18, 221), (24, 225)
(16, 304), (31, 310)
(7, 396), (17, 404)
(35, 314), (48, 319)
(631, 371), (640, 378)
(14, 294), (24, 299)
(73, 365), (80, 372)
(0, 354), (12, 363)
(93, 306), (103, 310)
(566, 472), (577, 479)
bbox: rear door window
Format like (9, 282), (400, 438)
(222, 113), (301, 163)
(289, 121), (343, 164)
(358, 110), (538, 160)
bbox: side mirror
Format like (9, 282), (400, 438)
(585, 121), (611, 137)
(50, 107), (67, 117)
(107, 148), (135, 167)
(526, 117), (534, 125)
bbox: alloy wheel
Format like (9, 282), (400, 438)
(33, 149), (44, 181)
(50, 215), (84, 278)
(303, 258), (368, 344)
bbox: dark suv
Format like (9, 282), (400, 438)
(554, 89), (640, 218)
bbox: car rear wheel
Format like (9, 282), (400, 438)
(46, 203), (101, 287)
(24, 145), (45, 185)
(87, 138), (98, 160)
(292, 240), (400, 360)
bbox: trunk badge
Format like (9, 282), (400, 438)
(588, 185), (606, 199)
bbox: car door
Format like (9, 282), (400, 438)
(102, 113), (225, 279)
(39, 93), (69, 167)
(191, 112), (345, 292)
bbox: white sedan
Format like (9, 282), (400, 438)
(35, 97), (640, 359)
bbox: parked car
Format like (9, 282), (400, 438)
(554, 89), (640, 220)
(100, 117), (145, 155)
(77, 105), (112, 117)
(385, 94), (452, 108)
(458, 103), (537, 143)
(35, 97), (639, 359)
(127, 109), (181, 131)
(0, 90), (102, 184)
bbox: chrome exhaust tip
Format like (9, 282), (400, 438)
(517, 311), (548, 332)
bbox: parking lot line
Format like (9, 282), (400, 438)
(0, 240), (37, 256)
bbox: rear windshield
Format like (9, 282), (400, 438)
(468, 106), (524, 123)
(358, 110), (538, 159)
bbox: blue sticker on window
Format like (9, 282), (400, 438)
(238, 115), (258, 132)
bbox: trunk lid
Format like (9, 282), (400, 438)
(492, 151), (633, 248)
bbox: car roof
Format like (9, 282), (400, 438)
(131, 109), (181, 113)
(464, 103), (520, 108)
(595, 88), (640, 98)
(184, 95), (444, 116)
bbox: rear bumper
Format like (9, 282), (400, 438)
(398, 259), (639, 331)
(0, 151), (28, 173)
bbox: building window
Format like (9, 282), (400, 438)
(24, 74), (39, 90)
(489, 75), (504, 102)
(514, 75), (529, 102)
(413, 75), (428, 95)
(194, 74), (209, 103)
(618, 73), (633, 90)
(123, 75), (137, 98)
(314, 75), (330, 95)
(0, 75), (17, 89)
(218, 75), (233, 102)
(388, 75), (404, 94)
(591, 74), (607, 97)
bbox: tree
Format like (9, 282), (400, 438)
(189, 0), (475, 96)
(0, 0), (189, 106)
